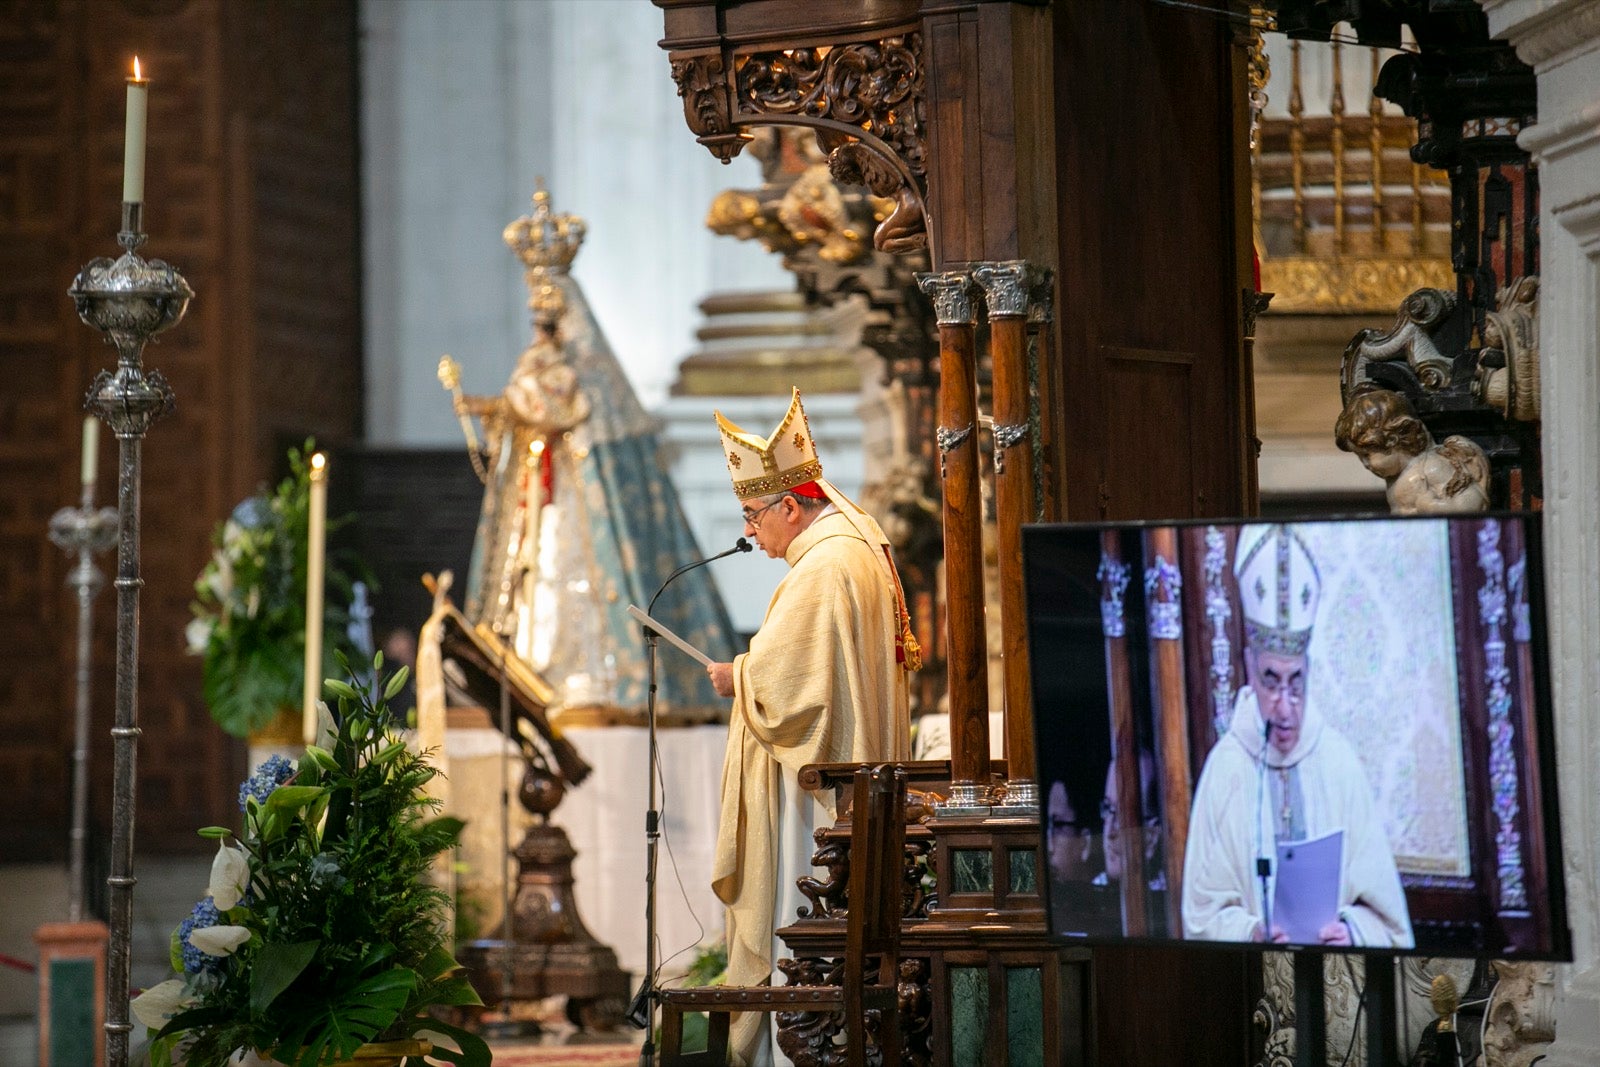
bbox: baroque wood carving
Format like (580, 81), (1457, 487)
(667, 33), (929, 254)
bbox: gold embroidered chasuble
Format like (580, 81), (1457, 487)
(712, 510), (910, 1064)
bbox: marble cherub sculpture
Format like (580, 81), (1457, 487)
(1334, 388), (1491, 515)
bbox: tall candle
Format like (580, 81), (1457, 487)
(302, 453), (328, 745)
(123, 57), (148, 204)
(80, 417), (99, 488)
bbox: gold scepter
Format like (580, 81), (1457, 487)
(437, 354), (488, 483)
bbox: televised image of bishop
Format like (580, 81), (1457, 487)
(704, 388), (914, 1066)
(1181, 524), (1413, 948)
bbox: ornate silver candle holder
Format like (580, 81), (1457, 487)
(47, 492), (118, 924)
(68, 200), (191, 1067)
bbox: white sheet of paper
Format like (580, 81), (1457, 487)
(626, 604), (713, 667)
(1272, 829), (1344, 944)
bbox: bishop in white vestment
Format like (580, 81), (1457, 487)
(706, 389), (913, 1066)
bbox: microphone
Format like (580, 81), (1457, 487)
(648, 538), (752, 614)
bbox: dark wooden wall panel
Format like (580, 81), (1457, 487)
(0, 0), (361, 863)
(1055, 0), (1254, 524)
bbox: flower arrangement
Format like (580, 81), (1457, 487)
(133, 659), (491, 1067)
(187, 442), (363, 737)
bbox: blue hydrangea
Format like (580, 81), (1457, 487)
(237, 754), (296, 811)
(177, 897), (223, 976)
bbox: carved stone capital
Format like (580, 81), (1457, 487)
(915, 271), (977, 326)
(971, 260), (1032, 319)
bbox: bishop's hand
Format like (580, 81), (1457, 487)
(707, 661), (734, 698)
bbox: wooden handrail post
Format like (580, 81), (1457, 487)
(974, 260), (1048, 813)
(916, 269), (991, 812)
(1098, 532), (1147, 935)
(1143, 525), (1192, 936)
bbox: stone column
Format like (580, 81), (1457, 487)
(1481, 2), (1600, 1062)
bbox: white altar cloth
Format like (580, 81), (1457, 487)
(555, 723), (729, 977)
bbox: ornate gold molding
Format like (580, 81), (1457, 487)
(1259, 254), (1455, 314)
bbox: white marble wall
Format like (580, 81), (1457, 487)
(1481, 2), (1600, 1062)
(359, 0), (788, 447)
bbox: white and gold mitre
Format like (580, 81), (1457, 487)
(1234, 523), (1321, 656)
(715, 388), (824, 501)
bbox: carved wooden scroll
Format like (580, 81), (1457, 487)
(666, 31), (929, 254)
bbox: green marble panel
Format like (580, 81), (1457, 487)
(950, 964), (989, 1065)
(1009, 847), (1037, 894)
(951, 848), (993, 893)
(1006, 965), (1045, 1067)
(49, 957), (94, 1067)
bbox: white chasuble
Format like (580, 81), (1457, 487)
(712, 511), (910, 1066)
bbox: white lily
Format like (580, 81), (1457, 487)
(130, 978), (194, 1030)
(184, 617), (213, 656)
(189, 924), (251, 957)
(208, 842), (249, 911)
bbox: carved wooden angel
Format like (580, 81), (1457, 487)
(1334, 388), (1491, 515)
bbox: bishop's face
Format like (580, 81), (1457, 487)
(741, 495), (801, 559)
(1246, 647), (1308, 756)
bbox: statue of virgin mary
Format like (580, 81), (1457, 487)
(443, 185), (736, 724)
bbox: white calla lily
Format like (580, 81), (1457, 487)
(131, 978), (194, 1030)
(188, 924), (251, 957)
(208, 842), (249, 911)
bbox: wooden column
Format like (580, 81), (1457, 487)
(974, 261), (1044, 807)
(1098, 532), (1146, 936)
(917, 270), (990, 805)
(1029, 277), (1065, 523)
(1143, 525), (1191, 937)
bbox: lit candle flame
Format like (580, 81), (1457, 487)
(132, 56), (143, 81)
(311, 452), (327, 475)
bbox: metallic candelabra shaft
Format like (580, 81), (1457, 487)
(104, 433), (144, 1064)
(67, 481), (106, 922)
(50, 478), (115, 923)
(70, 202), (189, 1067)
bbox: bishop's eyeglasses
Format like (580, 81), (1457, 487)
(741, 499), (783, 527)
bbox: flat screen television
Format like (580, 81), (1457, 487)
(1024, 513), (1569, 959)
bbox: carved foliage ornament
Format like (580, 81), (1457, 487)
(735, 36), (925, 181)
(713, 34), (928, 254)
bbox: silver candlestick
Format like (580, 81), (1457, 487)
(47, 485), (118, 922)
(68, 199), (191, 1067)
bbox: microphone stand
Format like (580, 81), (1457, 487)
(628, 538), (752, 1066)
(1256, 718), (1274, 942)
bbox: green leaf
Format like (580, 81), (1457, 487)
(279, 967), (416, 1067)
(411, 817), (465, 858)
(197, 826), (234, 840)
(404, 1015), (492, 1067)
(249, 940), (318, 1018)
